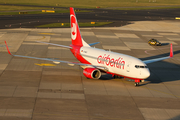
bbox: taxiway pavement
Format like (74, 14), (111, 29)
(0, 20), (180, 120)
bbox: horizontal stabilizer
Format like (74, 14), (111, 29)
(89, 42), (100, 46)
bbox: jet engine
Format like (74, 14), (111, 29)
(83, 68), (101, 79)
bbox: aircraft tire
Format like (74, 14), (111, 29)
(135, 82), (139, 87)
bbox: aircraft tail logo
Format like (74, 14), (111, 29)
(71, 16), (77, 40)
(70, 7), (83, 46)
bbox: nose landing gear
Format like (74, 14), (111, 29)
(135, 82), (139, 86)
(134, 79), (141, 87)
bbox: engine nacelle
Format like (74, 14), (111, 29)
(83, 68), (101, 79)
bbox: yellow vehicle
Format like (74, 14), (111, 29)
(148, 38), (161, 46)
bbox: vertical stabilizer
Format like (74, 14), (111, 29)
(70, 7), (89, 47)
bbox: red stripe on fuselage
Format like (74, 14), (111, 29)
(70, 45), (91, 64)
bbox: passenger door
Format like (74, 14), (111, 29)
(126, 61), (131, 72)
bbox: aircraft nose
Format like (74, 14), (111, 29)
(142, 69), (150, 79)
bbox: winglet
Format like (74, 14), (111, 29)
(4, 41), (12, 55)
(170, 43), (173, 58)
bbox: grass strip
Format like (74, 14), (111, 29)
(0, 9), (90, 15)
(1, 0), (180, 9)
(0, 5), (48, 11)
(36, 22), (113, 28)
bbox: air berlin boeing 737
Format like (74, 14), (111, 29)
(5, 7), (173, 86)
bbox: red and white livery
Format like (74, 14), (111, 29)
(5, 7), (173, 86)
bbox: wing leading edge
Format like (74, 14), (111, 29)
(36, 41), (72, 49)
(143, 44), (173, 64)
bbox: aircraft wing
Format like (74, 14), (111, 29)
(37, 41), (100, 48)
(36, 41), (72, 49)
(143, 44), (173, 64)
(5, 41), (108, 71)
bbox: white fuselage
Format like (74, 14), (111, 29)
(80, 46), (150, 79)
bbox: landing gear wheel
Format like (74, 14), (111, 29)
(113, 75), (118, 79)
(135, 82), (139, 87)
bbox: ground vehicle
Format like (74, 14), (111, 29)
(148, 39), (161, 46)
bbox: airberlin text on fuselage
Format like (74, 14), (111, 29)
(97, 54), (125, 69)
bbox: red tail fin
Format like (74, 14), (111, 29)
(70, 7), (83, 46)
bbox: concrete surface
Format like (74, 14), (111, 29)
(0, 20), (180, 120)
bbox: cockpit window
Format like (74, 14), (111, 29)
(135, 65), (147, 68)
(135, 65), (139, 68)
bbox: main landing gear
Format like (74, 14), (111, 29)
(113, 75), (124, 80)
(113, 75), (120, 79)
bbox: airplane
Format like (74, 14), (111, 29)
(5, 7), (173, 87)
